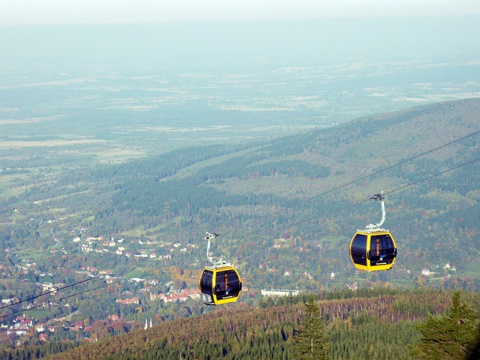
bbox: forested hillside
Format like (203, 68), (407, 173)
(0, 98), (479, 354)
(1, 289), (478, 359)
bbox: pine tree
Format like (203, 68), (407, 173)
(466, 319), (480, 360)
(410, 291), (479, 360)
(292, 295), (331, 360)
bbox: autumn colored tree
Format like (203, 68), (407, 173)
(410, 291), (480, 360)
(292, 295), (331, 360)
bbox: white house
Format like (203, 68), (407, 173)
(421, 269), (431, 276)
(261, 289), (300, 297)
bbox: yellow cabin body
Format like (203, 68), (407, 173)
(349, 230), (397, 271)
(199, 265), (242, 305)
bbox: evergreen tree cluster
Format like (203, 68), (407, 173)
(0, 289), (478, 360)
(410, 291), (480, 360)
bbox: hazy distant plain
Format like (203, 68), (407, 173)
(1, 17), (480, 159)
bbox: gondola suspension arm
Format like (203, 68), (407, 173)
(205, 231), (229, 268)
(366, 192), (386, 231)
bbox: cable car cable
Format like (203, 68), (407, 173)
(382, 156), (480, 199)
(0, 276), (99, 311)
(286, 128), (480, 209)
(283, 155), (480, 231)
(0, 282), (108, 321)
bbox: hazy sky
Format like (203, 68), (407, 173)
(2, 0), (480, 26)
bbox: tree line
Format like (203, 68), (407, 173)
(1, 288), (479, 359)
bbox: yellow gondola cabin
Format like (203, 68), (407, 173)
(199, 265), (242, 306)
(349, 193), (397, 271)
(349, 230), (397, 271)
(198, 232), (243, 306)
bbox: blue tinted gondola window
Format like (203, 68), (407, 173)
(351, 234), (367, 265)
(369, 234), (396, 264)
(215, 270), (241, 299)
(216, 272), (226, 293)
(200, 270), (213, 296)
(226, 270), (241, 293)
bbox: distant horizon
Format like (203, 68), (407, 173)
(2, 16), (479, 70)
(2, 0), (480, 26)
(1, 12), (480, 27)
